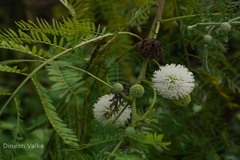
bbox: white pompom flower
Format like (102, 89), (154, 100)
(152, 64), (195, 100)
(93, 94), (131, 125)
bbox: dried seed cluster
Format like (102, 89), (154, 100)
(136, 38), (163, 58)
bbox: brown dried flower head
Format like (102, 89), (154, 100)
(136, 38), (163, 58)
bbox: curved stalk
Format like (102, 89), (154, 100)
(118, 31), (143, 41)
(107, 138), (124, 160)
(140, 80), (157, 121)
(66, 65), (112, 88)
(0, 33), (113, 116)
(160, 13), (222, 23)
(131, 98), (137, 125)
(136, 58), (149, 83)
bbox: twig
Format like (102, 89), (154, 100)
(136, 0), (166, 83)
(148, 0), (166, 39)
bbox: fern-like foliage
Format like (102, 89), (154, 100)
(106, 60), (128, 84)
(128, 132), (170, 149)
(59, 0), (77, 18)
(1, 0), (239, 159)
(0, 38), (44, 59)
(144, 133), (171, 148)
(0, 64), (22, 74)
(32, 78), (79, 147)
(129, 0), (153, 27)
(0, 17), (96, 59)
(0, 88), (11, 96)
(12, 97), (23, 142)
(16, 18), (93, 40)
(47, 61), (87, 103)
(60, 0), (93, 19)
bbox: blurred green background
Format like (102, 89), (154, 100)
(0, 0), (240, 160)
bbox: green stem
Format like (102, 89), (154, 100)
(207, 25), (216, 35)
(203, 44), (209, 72)
(118, 31), (143, 41)
(160, 13), (222, 23)
(173, 0), (180, 18)
(63, 138), (122, 151)
(120, 92), (131, 101)
(139, 80), (157, 121)
(113, 103), (129, 124)
(107, 138), (124, 160)
(66, 65), (112, 88)
(0, 33), (113, 116)
(152, 59), (161, 67)
(165, 14), (240, 28)
(0, 59), (43, 65)
(190, 21), (240, 28)
(136, 58), (148, 83)
(131, 98), (137, 125)
(197, 22), (226, 25)
(228, 16), (240, 23)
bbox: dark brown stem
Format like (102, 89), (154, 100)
(136, 0), (165, 83)
(148, 0), (166, 39)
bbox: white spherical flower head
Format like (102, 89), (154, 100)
(152, 64), (195, 100)
(93, 94), (131, 125)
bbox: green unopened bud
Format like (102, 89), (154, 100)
(187, 26), (193, 31)
(203, 34), (212, 43)
(220, 22), (231, 32)
(112, 83), (124, 93)
(125, 127), (136, 136)
(129, 84), (144, 98)
(173, 95), (191, 106)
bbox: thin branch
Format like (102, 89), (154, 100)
(148, 0), (166, 39)
(0, 33), (113, 116)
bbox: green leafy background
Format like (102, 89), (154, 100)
(0, 0), (239, 159)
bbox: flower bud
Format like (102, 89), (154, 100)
(220, 22), (231, 32)
(187, 26), (193, 31)
(203, 34), (212, 43)
(125, 127), (136, 136)
(172, 95), (191, 106)
(129, 84), (144, 98)
(112, 83), (124, 93)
